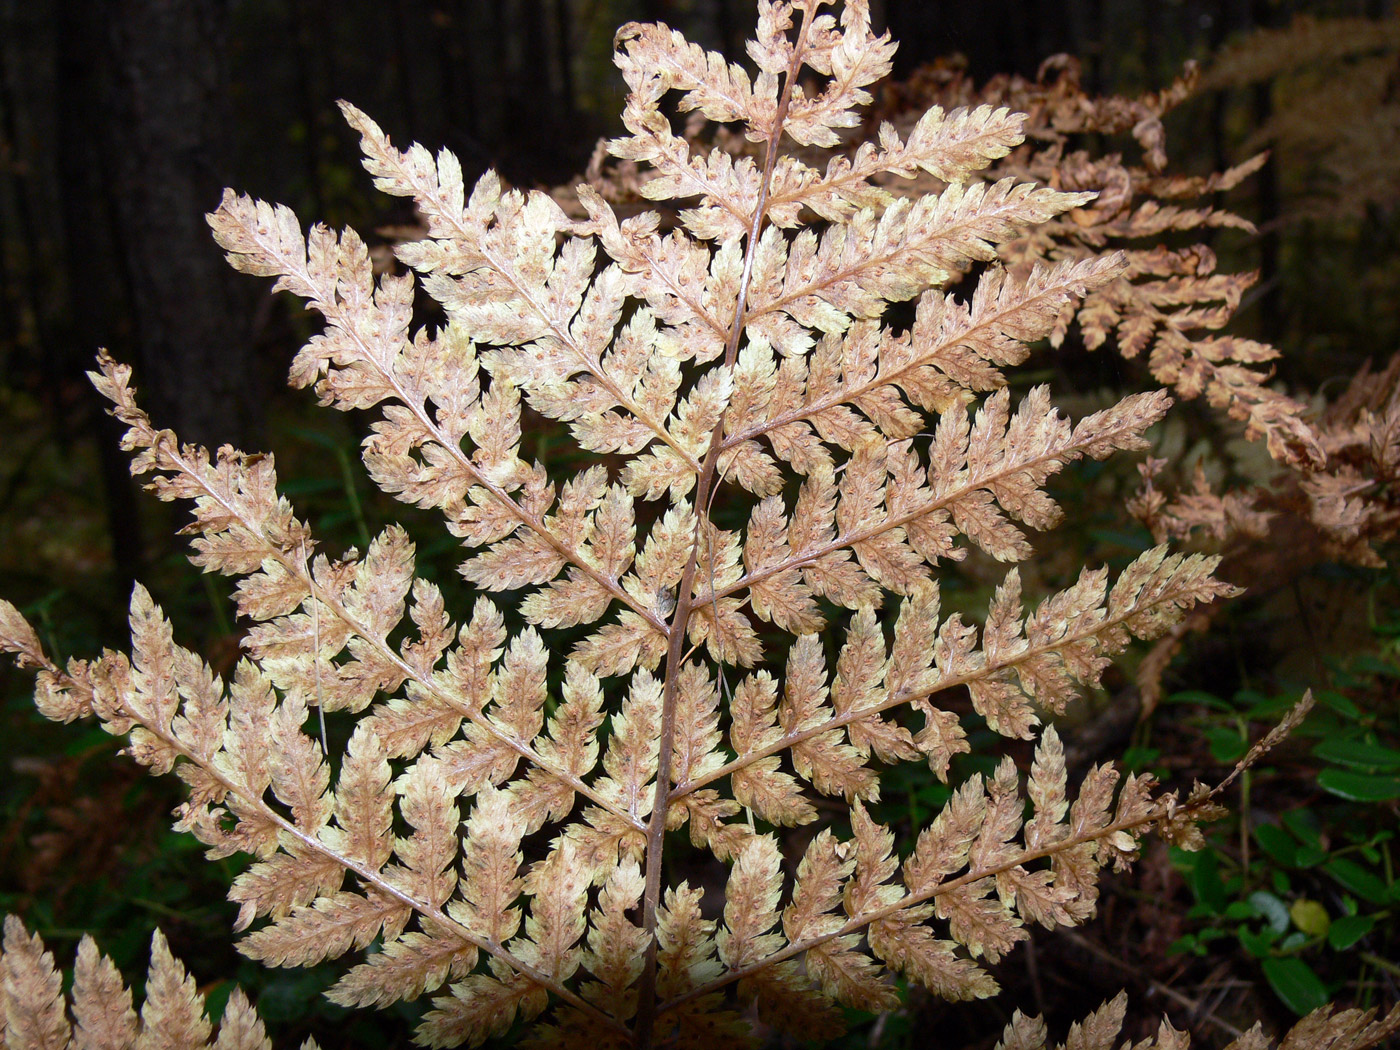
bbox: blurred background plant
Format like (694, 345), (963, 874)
(1156, 596), (1400, 1026)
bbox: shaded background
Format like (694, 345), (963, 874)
(1, 1), (1398, 1045)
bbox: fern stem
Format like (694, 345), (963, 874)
(632, 9), (817, 1047)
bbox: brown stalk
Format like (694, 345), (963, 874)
(631, 8), (815, 1046)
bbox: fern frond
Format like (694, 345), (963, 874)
(3, 914), (1395, 1050)
(0, 1), (1354, 1047)
(0, 916), (304, 1050)
(654, 723), (1209, 1032)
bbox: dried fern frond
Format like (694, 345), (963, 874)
(0, 2), (1356, 1048)
(576, 48), (1324, 470)
(1129, 350), (1400, 573)
(0, 914), (316, 1050)
(994, 993), (1400, 1050)
(4, 914), (1394, 1050)
(860, 56), (1322, 470)
(1202, 10), (1400, 223)
(1125, 350), (1400, 708)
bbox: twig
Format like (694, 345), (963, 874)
(1059, 929), (1245, 1039)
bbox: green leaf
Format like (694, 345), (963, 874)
(1288, 898), (1329, 937)
(1318, 768), (1400, 801)
(1242, 692), (1297, 720)
(1313, 738), (1400, 771)
(1224, 901), (1258, 921)
(1327, 914), (1375, 951)
(1238, 926), (1278, 958)
(1121, 746), (1161, 771)
(1281, 810), (1322, 847)
(1261, 957), (1330, 1016)
(1233, 688), (1271, 709)
(1350, 654), (1400, 679)
(1313, 690), (1361, 718)
(1166, 689), (1234, 713)
(1192, 850), (1227, 911)
(1293, 846), (1326, 868)
(1254, 824), (1298, 866)
(1205, 726), (1247, 763)
(1325, 859), (1390, 905)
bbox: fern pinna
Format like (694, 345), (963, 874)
(0, 2), (1249, 1046)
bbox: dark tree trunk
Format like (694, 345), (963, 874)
(98, 0), (259, 451)
(55, 0), (144, 596)
(1248, 0), (1283, 347)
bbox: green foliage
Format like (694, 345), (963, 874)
(1163, 596), (1400, 1019)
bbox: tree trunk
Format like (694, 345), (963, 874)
(99, 0), (259, 450)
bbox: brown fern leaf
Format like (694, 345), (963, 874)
(0, 915), (307, 1050)
(582, 46), (1324, 471)
(858, 57), (1325, 470)
(4, 913), (1396, 1050)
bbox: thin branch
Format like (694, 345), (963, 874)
(632, 9), (817, 1047)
